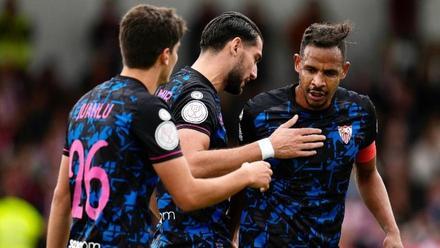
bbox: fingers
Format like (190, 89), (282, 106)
(295, 150), (318, 157)
(252, 161), (271, 169)
(262, 161), (271, 170)
(250, 161), (271, 192)
(297, 128), (323, 135)
(300, 134), (326, 142)
(301, 141), (324, 150)
(279, 114), (298, 128)
(259, 175), (271, 192)
(261, 162), (272, 176)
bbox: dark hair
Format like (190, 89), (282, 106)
(300, 22), (352, 60)
(119, 4), (186, 68)
(199, 11), (262, 52)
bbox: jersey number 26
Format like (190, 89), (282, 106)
(69, 139), (110, 220)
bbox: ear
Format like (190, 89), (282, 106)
(340, 61), (350, 80)
(229, 37), (242, 56)
(294, 53), (302, 74)
(159, 48), (171, 65)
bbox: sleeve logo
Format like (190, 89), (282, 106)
(190, 91), (204, 99)
(181, 100), (208, 124)
(158, 108), (171, 121)
(155, 121), (179, 150)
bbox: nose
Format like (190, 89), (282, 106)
(312, 72), (326, 87)
(250, 64), (258, 81)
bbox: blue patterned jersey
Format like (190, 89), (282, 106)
(238, 84), (377, 247)
(152, 66), (231, 247)
(63, 75), (182, 247)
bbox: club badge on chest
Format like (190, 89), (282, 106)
(338, 125), (352, 144)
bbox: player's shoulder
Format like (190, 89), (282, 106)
(245, 84), (293, 113)
(105, 75), (169, 112)
(139, 90), (169, 109)
(162, 66), (216, 99)
(68, 80), (111, 116)
(335, 86), (375, 111)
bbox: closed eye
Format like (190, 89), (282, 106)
(324, 70), (338, 77)
(304, 66), (317, 74)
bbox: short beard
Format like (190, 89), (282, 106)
(224, 66), (244, 95)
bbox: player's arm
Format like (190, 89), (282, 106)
(47, 155), (71, 248)
(153, 157), (272, 212)
(355, 143), (403, 248)
(180, 113), (325, 178)
(137, 97), (272, 211)
(178, 128), (259, 177)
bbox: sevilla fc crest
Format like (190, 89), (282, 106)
(338, 125), (352, 144)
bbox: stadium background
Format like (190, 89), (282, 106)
(0, 0), (439, 247)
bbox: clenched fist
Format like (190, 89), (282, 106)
(241, 161), (272, 192)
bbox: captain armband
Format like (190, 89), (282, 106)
(356, 141), (376, 163)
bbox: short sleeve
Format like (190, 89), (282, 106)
(238, 101), (258, 145)
(133, 97), (182, 163)
(360, 96), (378, 149)
(171, 89), (218, 137)
(63, 128), (69, 156)
(62, 109), (76, 157)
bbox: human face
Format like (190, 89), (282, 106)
(294, 45), (350, 110)
(225, 36), (263, 95)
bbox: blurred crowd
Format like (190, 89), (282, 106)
(0, 0), (439, 247)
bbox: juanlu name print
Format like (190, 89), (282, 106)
(76, 103), (114, 120)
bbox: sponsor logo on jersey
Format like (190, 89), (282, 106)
(155, 121), (179, 150)
(68, 239), (101, 248)
(159, 211), (176, 224)
(338, 125), (352, 144)
(181, 100), (208, 124)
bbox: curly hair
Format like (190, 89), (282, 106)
(300, 22), (352, 60)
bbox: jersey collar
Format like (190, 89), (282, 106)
(183, 66), (219, 93)
(114, 75), (151, 94)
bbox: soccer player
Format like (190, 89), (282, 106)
(46, 5), (273, 247)
(237, 22), (403, 247)
(152, 12), (326, 247)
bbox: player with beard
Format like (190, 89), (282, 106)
(152, 12), (326, 247)
(237, 22), (403, 247)
(46, 5), (274, 247)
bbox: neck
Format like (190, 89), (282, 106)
(191, 51), (230, 92)
(294, 85), (306, 108)
(120, 66), (161, 93)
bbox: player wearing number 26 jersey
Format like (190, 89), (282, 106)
(47, 4), (188, 247)
(63, 75), (182, 246)
(48, 5), (274, 247)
